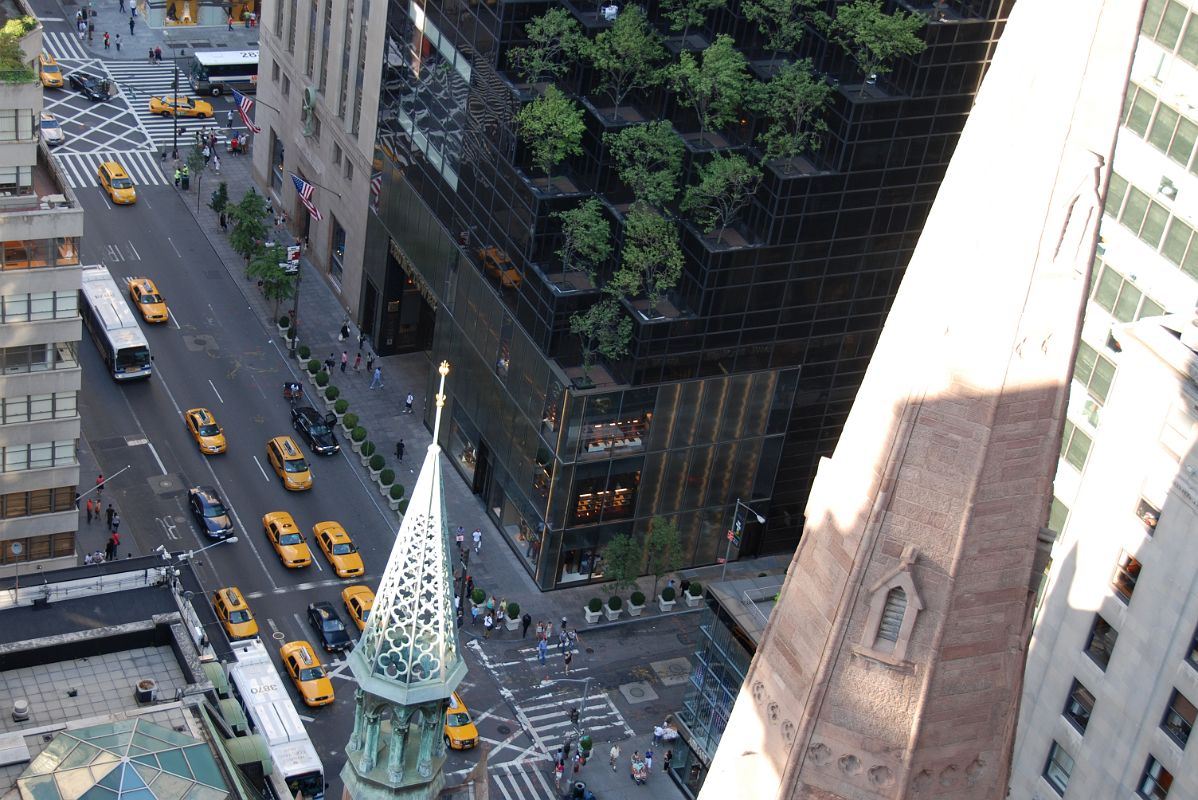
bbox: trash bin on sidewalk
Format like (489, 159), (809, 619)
(181, 174), (190, 190)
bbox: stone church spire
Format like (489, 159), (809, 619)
(697, 1), (1143, 798)
(342, 361), (465, 800)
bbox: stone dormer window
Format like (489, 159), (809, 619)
(859, 545), (923, 665)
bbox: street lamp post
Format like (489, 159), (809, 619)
(721, 498), (765, 583)
(540, 676), (594, 758)
(178, 536), (239, 562)
(288, 257), (301, 352)
(171, 47), (186, 159)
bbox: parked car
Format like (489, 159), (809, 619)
(188, 485), (234, 539)
(39, 113), (63, 146)
(291, 405), (339, 455)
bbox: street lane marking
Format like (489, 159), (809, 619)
(167, 237), (181, 258)
(127, 241), (140, 260)
(252, 456), (269, 481)
(244, 577), (357, 599)
(126, 436), (166, 474)
(156, 516), (180, 540)
(208, 380), (224, 403)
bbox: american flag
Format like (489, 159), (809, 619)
(291, 174), (324, 221)
(370, 171), (382, 210)
(231, 89), (261, 134)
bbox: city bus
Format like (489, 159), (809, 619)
(79, 266), (151, 380)
(189, 50), (258, 96)
(226, 639), (325, 800)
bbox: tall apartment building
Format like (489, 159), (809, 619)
(250, 0), (385, 313)
(1010, 0), (1198, 796)
(351, 0), (1011, 590)
(0, 2), (86, 576)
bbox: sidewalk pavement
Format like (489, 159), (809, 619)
(68, 1), (259, 61)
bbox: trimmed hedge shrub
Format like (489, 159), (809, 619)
(351, 426), (367, 443)
(343, 412), (359, 429)
(361, 441), (376, 457)
(315, 372), (330, 387)
(587, 597), (603, 613)
(278, 315), (290, 328)
(661, 586), (676, 601)
(688, 581), (703, 596)
(325, 385), (339, 401)
(379, 468), (395, 486)
(630, 591), (645, 606)
(471, 588), (486, 605)
(307, 359), (321, 374)
(607, 595), (622, 610)
(369, 454), (385, 471)
(507, 601), (520, 619)
(334, 399), (348, 415)
(298, 344), (311, 359)
(389, 484), (405, 500)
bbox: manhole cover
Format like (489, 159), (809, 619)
(650, 657), (693, 686)
(618, 680), (659, 704)
(496, 725), (511, 735)
(585, 647), (594, 655)
(149, 474), (185, 496)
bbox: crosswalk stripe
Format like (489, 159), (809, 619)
(49, 150), (166, 189)
(42, 32), (89, 61)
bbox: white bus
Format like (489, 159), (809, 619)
(79, 266), (151, 380)
(226, 639), (325, 800)
(189, 50), (258, 96)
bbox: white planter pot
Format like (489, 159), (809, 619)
(351, 440), (363, 454)
(658, 598), (677, 613)
(505, 617), (520, 631)
(342, 422), (356, 437)
(627, 603), (644, 617)
(378, 481), (392, 497)
(685, 592), (703, 607)
(604, 607), (622, 621)
(388, 497), (402, 511)
(359, 450), (373, 466)
(296, 351), (308, 364)
(324, 396), (337, 410)
(369, 467), (382, 481)
(584, 607), (602, 624)
(277, 324), (290, 336)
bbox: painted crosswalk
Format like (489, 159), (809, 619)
(490, 759), (558, 800)
(100, 61), (230, 150)
(42, 31), (89, 61)
(52, 150), (166, 188)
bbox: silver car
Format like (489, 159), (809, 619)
(39, 112), (63, 146)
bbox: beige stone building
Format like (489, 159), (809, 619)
(0, 4), (85, 577)
(250, 0), (386, 318)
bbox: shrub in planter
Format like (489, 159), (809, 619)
(343, 413), (359, 429)
(398, 499), (408, 513)
(307, 359), (321, 374)
(352, 426), (367, 443)
(607, 595), (622, 610)
(471, 588), (486, 605)
(316, 371), (330, 387)
(507, 601), (521, 619)
(285, 327), (297, 340)
(587, 597), (603, 613)
(661, 586), (676, 602)
(379, 468), (395, 486)
(278, 315), (290, 328)
(688, 581), (703, 596)
(360, 441), (376, 457)
(334, 399), (349, 415)
(325, 385), (340, 401)
(389, 483), (405, 500)
(630, 591), (645, 606)
(369, 454), (385, 471)
(579, 735), (593, 754)
(298, 344), (311, 360)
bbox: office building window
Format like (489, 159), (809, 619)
(1139, 756), (1173, 799)
(306, 0), (318, 77)
(1163, 690), (1196, 748)
(1137, 498), (1161, 535)
(332, 142), (342, 165)
(1048, 497), (1070, 537)
(1105, 173), (1198, 281)
(1, 486), (75, 518)
(1074, 341), (1116, 405)
(1091, 258), (1167, 323)
(1061, 420), (1093, 473)
(1043, 741), (1074, 795)
(1142, 0), (1198, 68)
(330, 217), (345, 281)
(1085, 614), (1117, 670)
(288, 0), (298, 53)
(1, 440), (76, 472)
(1063, 679), (1095, 733)
(270, 130), (285, 193)
(282, 74), (291, 98)
(1111, 550), (1142, 603)
(1160, 401), (1196, 460)
(272, 61), (280, 83)
(0, 392), (77, 425)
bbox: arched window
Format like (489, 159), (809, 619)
(877, 587), (907, 647)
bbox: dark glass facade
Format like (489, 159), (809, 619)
(362, 0), (1012, 588)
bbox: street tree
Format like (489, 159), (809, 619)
(186, 144), (206, 210)
(587, 5), (668, 120)
(246, 245), (296, 321)
(659, 0), (726, 45)
(507, 9), (587, 85)
(611, 203), (684, 314)
(601, 532), (643, 592)
(604, 121), (684, 208)
(569, 297), (632, 378)
(516, 85), (585, 189)
(682, 153), (763, 244)
(553, 198), (612, 278)
(668, 34), (752, 144)
(741, 0), (818, 59)
(645, 517), (684, 595)
(753, 58), (833, 166)
(228, 189), (269, 264)
(208, 181), (229, 215)
(828, 0), (926, 94)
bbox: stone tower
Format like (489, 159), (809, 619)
(696, 1), (1144, 798)
(341, 362), (466, 800)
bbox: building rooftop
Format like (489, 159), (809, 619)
(707, 573), (785, 646)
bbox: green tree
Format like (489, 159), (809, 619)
(742, 0), (818, 59)
(659, 0), (726, 45)
(516, 85), (585, 189)
(0, 33), (33, 83)
(186, 144), (206, 210)
(604, 122), (684, 208)
(828, 0), (927, 94)
(645, 517), (684, 595)
(553, 198), (612, 277)
(228, 189), (269, 264)
(611, 203), (684, 314)
(668, 34), (751, 144)
(753, 58), (833, 165)
(569, 297), (632, 377)
(209, 181), (229, 214)
(587, 5), (668, 120)
(682, 153), (763, 244)
(246, 245), (296, 321)
(601, 532), (642, 592)
(507, 9), (587, 85)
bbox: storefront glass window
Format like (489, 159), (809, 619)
(449, 411), (478, 483)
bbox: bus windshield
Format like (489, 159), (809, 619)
(286, 770), (325, 800)
(114, 346), (150, 371)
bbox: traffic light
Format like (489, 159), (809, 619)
(569, 707), (579, 724)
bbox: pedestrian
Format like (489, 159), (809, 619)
(339, 320), (351, 341)
(610, 744), (621, 771)
(105, 504), (115, 530)
(340, 351), (348, 372)
(115, 34), (121, 51)
(227, 14), (233, 30)
(93, 550), (104, 564)
(353, 352), (362, 372)
(74, 492), (81, 510)
(105, 538), (115, 561)
(85, 499), (93, 524)
(128, 16), (134, 35)
(559, 629), (569, 653)
(219, 211), (228, 230)
(118, 0), (123, 12)
(366, 351), (375, 372)
(470, 604), (480, 626)
(535, 620), (545, 640)
(567, 627), (578, 649)
(483, 612), (494, 638)
(499, 598), (508, 619)
(174, 166), (182, 188)
(111, 512), (121, 535)
(84, 552), (94, 566)
(403, 392), (415, 414)
(573, 751), (582, 774)
(395, 439), (405, 461)
(212, 154), (221, 175)
(96, 474), (104, 496)
(521, 612), (532, 637)
(357, 330), (367, 349)
(202, 145), (210, 166)
(486, 595), (495, 614)
(554, 762), (564, 790)
(663, 750), (673, 774)
(209, 130), (217, 150)
(88, 23), (94, 43)
(563, 649), (573, 674)
(653, 724), (664, 745)
(370, 366), (383, 389)
(77, 20), (84, 40)
(456, 606), (464, 628)
(544, 620), (554, 643)
(537, 637), (547, 664)
(645, 748), (654, 773)
(154, 46), (162, 62)
(472, 527), (482, 554)
(103, 32), (110, 49)
(465, 574), (474, 598)
(325, 352), (335, 372)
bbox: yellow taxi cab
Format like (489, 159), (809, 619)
(97, 161), (137, 205)
(184, 407), (226, 454)
(38, 54), (63, 88)
(279, 641), (334, 707)
(267, 436), (313, 491)
(148, 95), (214, 118)
(341, 585), (374, 631)
(313, 522), (364, 578)
(211, 587), (258, 640)
(262, 511), (312, 568)
(444, 692), (479, 749)
(129, 277), (169, 323)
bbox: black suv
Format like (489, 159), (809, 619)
(68, 72), (110, 101)
(291, 405), (339, 455)
(307, 602), (353, 653)
(188, 485), (233, 539)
